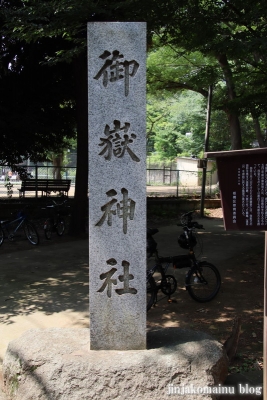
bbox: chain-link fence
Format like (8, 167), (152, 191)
(146, 168), (217, 197)
(0, 165), (76, 199)
(0, 166), (217, 199)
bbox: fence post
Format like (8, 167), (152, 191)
(163, 166), (171, 184)
(35, 165), (38, 198)
(176, 170), (179, 197)
(209, 171), (212, 196)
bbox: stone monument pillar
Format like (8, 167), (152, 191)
(88, 22), (147, 350)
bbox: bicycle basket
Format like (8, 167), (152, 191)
(172, 255), (191, 269)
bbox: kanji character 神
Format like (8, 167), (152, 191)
(95, 188), (135, 234)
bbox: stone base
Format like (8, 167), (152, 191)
(3, 328), (228, 400)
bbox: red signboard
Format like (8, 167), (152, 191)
(206, 148), (267, 231)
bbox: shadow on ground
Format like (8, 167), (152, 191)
(0, 213), (264, 380)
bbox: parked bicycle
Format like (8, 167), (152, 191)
(0, 207), (39, 246)
(43, 199), (70, 240)
(146, 211), (221, 311)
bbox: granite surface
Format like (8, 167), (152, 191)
(88, 22), (147, 350)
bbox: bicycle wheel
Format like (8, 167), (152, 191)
(44, 218), (53, 240)
(186, 262), (221, 302)
(161, 275), (177, 296)
(56, 217), (65, 236)
(24, 221), (39, 245)
(147, 275), (156, 311)
(0, 226), (4, 246)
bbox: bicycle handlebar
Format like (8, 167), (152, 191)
(178, 213), (205, 230)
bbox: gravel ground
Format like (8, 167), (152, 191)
(205, 207), (223, 218)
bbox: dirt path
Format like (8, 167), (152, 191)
(147, 209), (263, 374)
(0, 209), (264, 382)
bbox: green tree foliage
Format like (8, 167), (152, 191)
(2, 0), (267, 233)
(147, 91), (206, 159)
(147, 43), (217, 96)
(147, 90), (258, 161)
(149, 0), (267, 150)
(1, 0), (175, 233)
(1, 0), (91, 233)
(0, 39), (76, 170)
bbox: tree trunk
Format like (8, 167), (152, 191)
(251, 113), (267, 147)
(70, 53), (88, 236)
(52, 153), (63, 179)
(217, 54), (242, 150)
(227, 112), (242, 150)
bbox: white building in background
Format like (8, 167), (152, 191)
(176, 157), (218, 187)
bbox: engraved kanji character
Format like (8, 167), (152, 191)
(117, 188), (135, 234)
(95, 189), (117, 227)
(93, 50), (139, 96)
(97, 258), (117, 298)
(115, 260), (137, 295)
(95, 188), (135, 234)
(98, 120), (140, 162)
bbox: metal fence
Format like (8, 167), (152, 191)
(0, 165), (217, 199)
(146, 168), (217, 197)
(0, 165), (77, 199)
